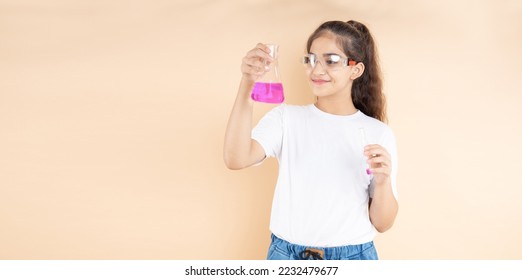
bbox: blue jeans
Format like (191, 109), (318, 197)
(266, 234), (378, 260)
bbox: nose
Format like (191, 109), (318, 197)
(311, 59), (327, 75)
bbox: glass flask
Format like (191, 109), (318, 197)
(251, 44), (285, 104)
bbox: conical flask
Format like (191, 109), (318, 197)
(251, 44), (285, 104)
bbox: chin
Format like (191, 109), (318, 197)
(311, 89), (333, 98)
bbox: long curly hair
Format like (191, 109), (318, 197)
(306, 20), (387, 123)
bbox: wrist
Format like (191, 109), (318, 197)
(373, 176), (391, 188)
(239, 78), (257, 101)
(240, 75), (256, 87)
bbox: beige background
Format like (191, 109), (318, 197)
(1, 0), (521, 259)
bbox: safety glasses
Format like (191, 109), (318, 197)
(302, 53), (357, 70)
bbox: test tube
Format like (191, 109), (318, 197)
(359, 128), (372, 175)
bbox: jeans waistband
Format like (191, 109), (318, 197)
(270, 233), (377, 260)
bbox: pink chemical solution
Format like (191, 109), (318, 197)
(251, 82), (284, 104)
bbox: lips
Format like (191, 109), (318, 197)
(312, 79), (330, 86)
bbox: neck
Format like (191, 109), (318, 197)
(315, 95), (358, 116)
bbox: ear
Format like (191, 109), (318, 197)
(350, 62), (365, 80)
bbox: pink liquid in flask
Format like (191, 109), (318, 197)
(251, 82), (284, 104)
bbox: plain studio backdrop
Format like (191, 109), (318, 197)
(1, 0), (521, 259)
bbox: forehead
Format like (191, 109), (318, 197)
(309, 34), (344, 54)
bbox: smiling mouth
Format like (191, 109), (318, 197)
(312, 79), (330, 85)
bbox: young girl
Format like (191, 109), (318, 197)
(224, 20), (398, 260)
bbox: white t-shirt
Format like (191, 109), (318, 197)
(252, 104), (398, 247)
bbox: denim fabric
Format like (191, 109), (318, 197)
(266, 234), (378, 260)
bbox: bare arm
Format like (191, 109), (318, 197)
(365, 144), (399, 232)
(223, 44), (273, 170)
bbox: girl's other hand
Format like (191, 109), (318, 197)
(364, 144), (392, 185)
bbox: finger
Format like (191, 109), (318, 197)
(241, 66), (264, 78)
(255, 43), (272, 54)
(367, 156), (391, 168)
(246, 48), (271, 60)
(364, 150), (389, 160)
(364, 145), (389, 158)
(243, 57), (269, 70)
(242, 58), (269, 75)
(369, 166), (391, 176)
(241, 65), (267, 79)
(246, 46), (274, 62)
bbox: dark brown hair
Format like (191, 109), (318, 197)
(306, 20), (387, 122)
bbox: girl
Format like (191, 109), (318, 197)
(224, 20), (398, 260)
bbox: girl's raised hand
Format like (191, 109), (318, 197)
(240, 43), (274, 83)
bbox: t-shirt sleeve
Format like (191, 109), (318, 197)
(369, 125), (399, 200)
(251, 105), (284, 159)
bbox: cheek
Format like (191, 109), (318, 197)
(332, 72), (351, 84)
(305, 68), (313, 78)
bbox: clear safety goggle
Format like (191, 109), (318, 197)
(302, 53), (357, 70)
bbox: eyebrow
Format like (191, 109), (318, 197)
(309, 52), (342, 56)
